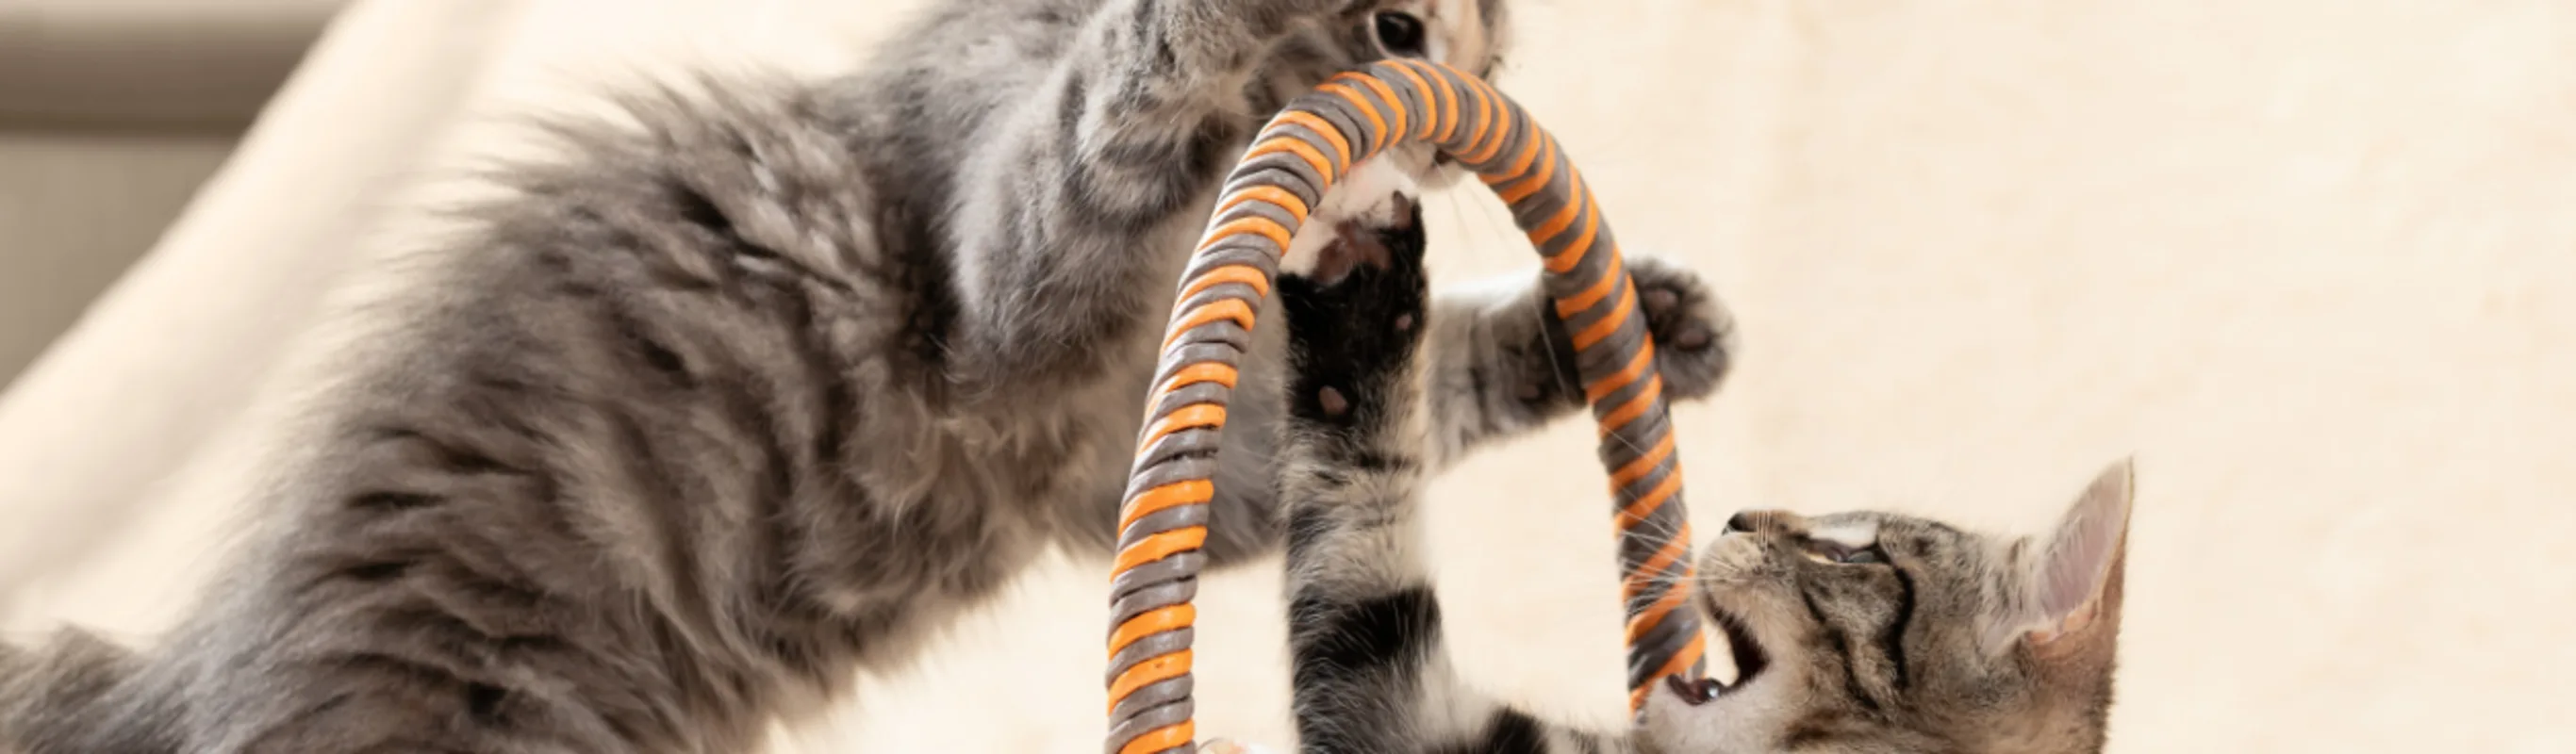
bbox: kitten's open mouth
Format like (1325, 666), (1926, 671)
(1669, 605), (1770, 707)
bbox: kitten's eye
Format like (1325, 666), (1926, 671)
(1835, 548), (1887, 565)
(1373, 11), (1428, 57)
(1803, 542), (1889, 566)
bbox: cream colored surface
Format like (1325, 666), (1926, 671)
(0, 0), (345, 128)
(0, 0), (344, 385)
(0, 133), (233, 385)
(4, 0), (2571, 752)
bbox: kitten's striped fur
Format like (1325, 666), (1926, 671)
(1268, 202), (2133, 754)
(0, 1), (1750, 751)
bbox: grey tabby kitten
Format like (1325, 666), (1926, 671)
(1262, 205), (2132, 753)
(0, 0), (1735, 752)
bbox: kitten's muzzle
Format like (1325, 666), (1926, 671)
(1692, 533), (1779, 694)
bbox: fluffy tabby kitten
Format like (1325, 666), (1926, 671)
(1259, 203), (2131, 753)
(0, 0), (1737, 752)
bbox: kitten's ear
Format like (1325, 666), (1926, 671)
(2000, 458), (2135, 655)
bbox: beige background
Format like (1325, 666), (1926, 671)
(5, 0), (2573, 752)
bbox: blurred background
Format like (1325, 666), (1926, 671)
(3, 0), (2571, 751)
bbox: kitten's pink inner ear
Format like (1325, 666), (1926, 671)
(2021, 458), (2136, 649)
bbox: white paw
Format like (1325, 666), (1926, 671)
(1281, 154), (1425, 276)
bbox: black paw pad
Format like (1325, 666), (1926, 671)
(1638, 280), (1716, 352)
(1306, 194), (1421, 287)
(1280, 197), (1432, 427)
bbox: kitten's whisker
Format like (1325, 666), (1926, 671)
(1628, 512), (1691, 544)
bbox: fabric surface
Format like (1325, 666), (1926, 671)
(0, 132), (235, 387)
(5, 1), (2570, 752)
(0, 0), (520, 619)
(0, 0), (347, 128)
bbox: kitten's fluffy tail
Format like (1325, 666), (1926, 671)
(0, 630), (155, 753)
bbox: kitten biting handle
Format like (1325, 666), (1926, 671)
(1107, 59), (1704, 754)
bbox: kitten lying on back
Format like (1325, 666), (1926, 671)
(0, 1), (1739, 751)
(1251, 198), (2130, 753)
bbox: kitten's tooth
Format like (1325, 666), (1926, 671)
(1706, 628), (1742, 685)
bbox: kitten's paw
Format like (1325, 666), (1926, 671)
(1284, 156), (1426, 278)
(1624, 254), (1737, 401)
(1279, 195), (1430, 424)
(1279, 192), (1428, 302)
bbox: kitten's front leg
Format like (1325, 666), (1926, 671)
(944, 0), (1353, 391)
(1421, 254), (1737, 467)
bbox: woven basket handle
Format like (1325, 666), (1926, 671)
(1105, 58), (1703, 754)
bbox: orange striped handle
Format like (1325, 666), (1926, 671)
(1106, 59), (1702, 754)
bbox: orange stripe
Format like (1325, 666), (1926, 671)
(1608, 433), (1677, 489)
(1553, 255), (1624, 318)
(1495, 136), (1560, 205)
(1585, 339), (1658, 402)
(1119, 480), (1214, 532)
(1139, 364), (1235, 428)
(1140, 404), (1226, 451)
(1160, 299), (1257, 348)
(1626, 636), (1709, 713)
(1593, 377), (1664, 438)
(1180, 264), (1273, 301)
(1105, 649), (1193, 713)
(1569, 285), (1638, 352)
(1429, 64), (1461, 143)
(1345, 74), (1409, 146)
(1615, 469), (1686, 530)
(1242, 138), (1336, 186)
(1463, 80), (1513, 163)
(1113, 528), (1209, 576)
(1388, 63), (1440, 140)
(1623, 528), (1693, 600)
(1543, 205), (1604, 275)
(1460, 77), (1494, 161)
(1118, 723), (1196, 754)
(1624, 576), (1693, 644)
(1464, 124), (1511, 170)
(1322, 83), (1389, 146)
(1529, 175), (1590, 249)
(1152, 362), (1240, 393)
(1199, 214), (1294, 253)
(1267, 112), (1351, 172)
(1107, 604), (1196, 657)
(1480, 124), (1545, 188)
(1216, 185), (1313, 225)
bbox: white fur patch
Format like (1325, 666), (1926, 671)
(1280, 154), (1428, 275)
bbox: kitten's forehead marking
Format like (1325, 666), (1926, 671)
(1405, 0), (1492, 74)
(1808, 519), (1880, 549)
